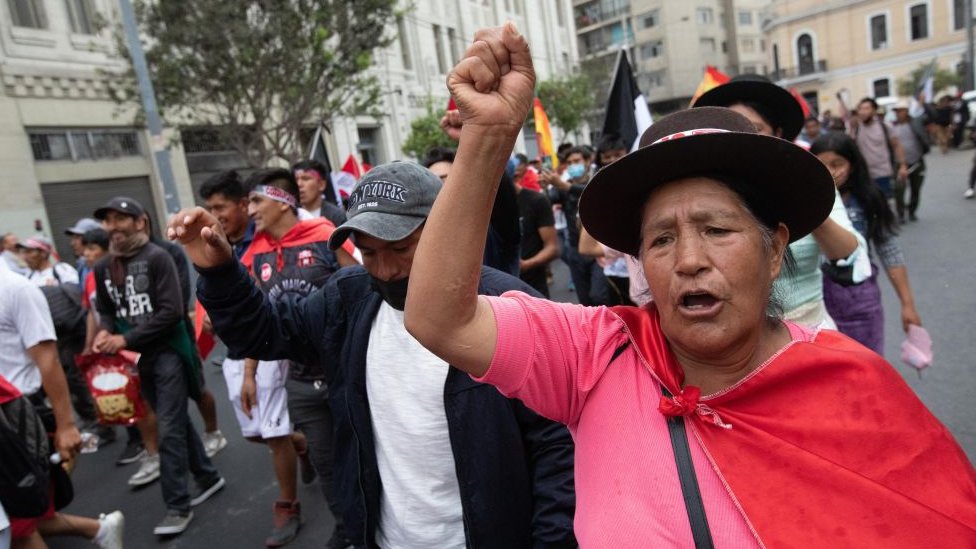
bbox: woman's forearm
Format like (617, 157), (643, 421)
(811, 217), (859, 260)
(578, 227), (605, 258)
(885, 265), (916, 309)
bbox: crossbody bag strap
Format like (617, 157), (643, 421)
(662, 386), (714, 549)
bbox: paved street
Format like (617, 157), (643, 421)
(51, 148), (974, 548)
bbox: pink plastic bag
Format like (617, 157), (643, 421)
(900, 325), (932, 375)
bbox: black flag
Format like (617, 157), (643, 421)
(602, 50), (653, 150)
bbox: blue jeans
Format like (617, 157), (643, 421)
(565, 242), (610, 306)
(139, 350), (218, 513)
(873, 176), (893, 199)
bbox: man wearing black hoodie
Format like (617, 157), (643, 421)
(92, 197), (224, 537)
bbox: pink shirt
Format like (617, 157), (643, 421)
(478, 292), (812, 548)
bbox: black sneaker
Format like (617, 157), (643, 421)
(91, 425), (117, 447)
(116, 441), (146, 466)
(190, 476), (225, 507)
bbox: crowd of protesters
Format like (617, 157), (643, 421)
(2, 22), (974, 549)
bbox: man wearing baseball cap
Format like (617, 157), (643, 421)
(92, 196), (224, 536)
(18, 235), (79, 286)
(65, 218), (102, 282)
(169, 161), (576, 549)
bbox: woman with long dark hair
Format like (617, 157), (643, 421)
(811, 133), (922, 353)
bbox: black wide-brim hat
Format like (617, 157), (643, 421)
(693, 74), (804, 141)
(579, 107), (834, 257)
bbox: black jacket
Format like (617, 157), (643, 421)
(197, 262), (577, 549)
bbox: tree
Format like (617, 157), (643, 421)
(401, 99), (456, 160)
(107, 1), (398, 167)
(897, 64), (962, 98)
(535, 73), (595, 142)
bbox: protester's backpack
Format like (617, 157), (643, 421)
(0, 389), (51, 517)
(40, 281), (87, 342)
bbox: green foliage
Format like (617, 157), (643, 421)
(108, 0), (397, 166)
(535, 73), (595, 141)
(401, 99), (455, 160)
(897, 64), (962, 97)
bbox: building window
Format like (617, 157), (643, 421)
(357, 127), (381, 167)
(644, 70), (665, 89)
(742, 65), (757, 74)
(909, 4), (928, 40)
(760, 39), (766, 52)
(869, 14), (888, 50)
(29, 129), (141, 162)
(513, 0), (521, 15)
(700, 37), (716, 53)
(741, 38), (755, 53)
(640, 40), (664, 59)
(696, 7), (714, 24)
(433, 24), (447, 74)
(872, 78), (891, 98)
(447, 27), (459, 64)
(797, 33), (815, 74)
(953, 0), (967, 31)
(640, 9), (659, 29)
(65, 0), (97, 34)
(738, 10), (752, 25)
(7, 0), (47, 28)
(555, 0), (565, 26)
(397, 17), (412, 70)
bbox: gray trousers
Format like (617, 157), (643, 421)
(286, 377), (344, 535)
(139, 350), (218, 513)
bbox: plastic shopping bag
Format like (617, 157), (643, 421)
(76, 351), (145, 425)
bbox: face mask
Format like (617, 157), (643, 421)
(370, 276), (410, 311)
(567, 164), (586, 179)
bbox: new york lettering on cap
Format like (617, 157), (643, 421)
(349, 180), (409, 212)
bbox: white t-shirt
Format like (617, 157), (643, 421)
(0, 267), (56, 394)
(366, 302), (465, 549)
(0, 501), (8, 539)
(27, 262), (78, 286)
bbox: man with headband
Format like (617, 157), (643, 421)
(234, 169), (356, 547)
(292, 160), (347, 229)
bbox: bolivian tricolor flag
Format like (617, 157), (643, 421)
(690, 65), (731, 106)
(533, 97), (558, 169)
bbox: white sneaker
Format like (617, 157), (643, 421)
(202, 430), (227, 458)
(94, 510), (125, 549)
(965, 188), (975, 199)
(128, 454), (160, 486)
(153, 510), (193, 536)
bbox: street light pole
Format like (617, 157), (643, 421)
(967, 0), (975, 90)
(118, 0), (181, 215)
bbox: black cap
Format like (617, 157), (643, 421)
(692, 74), (805, 141)
(94, 197), (146, 220)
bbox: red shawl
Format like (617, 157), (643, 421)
(612, 305), (976, 547)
